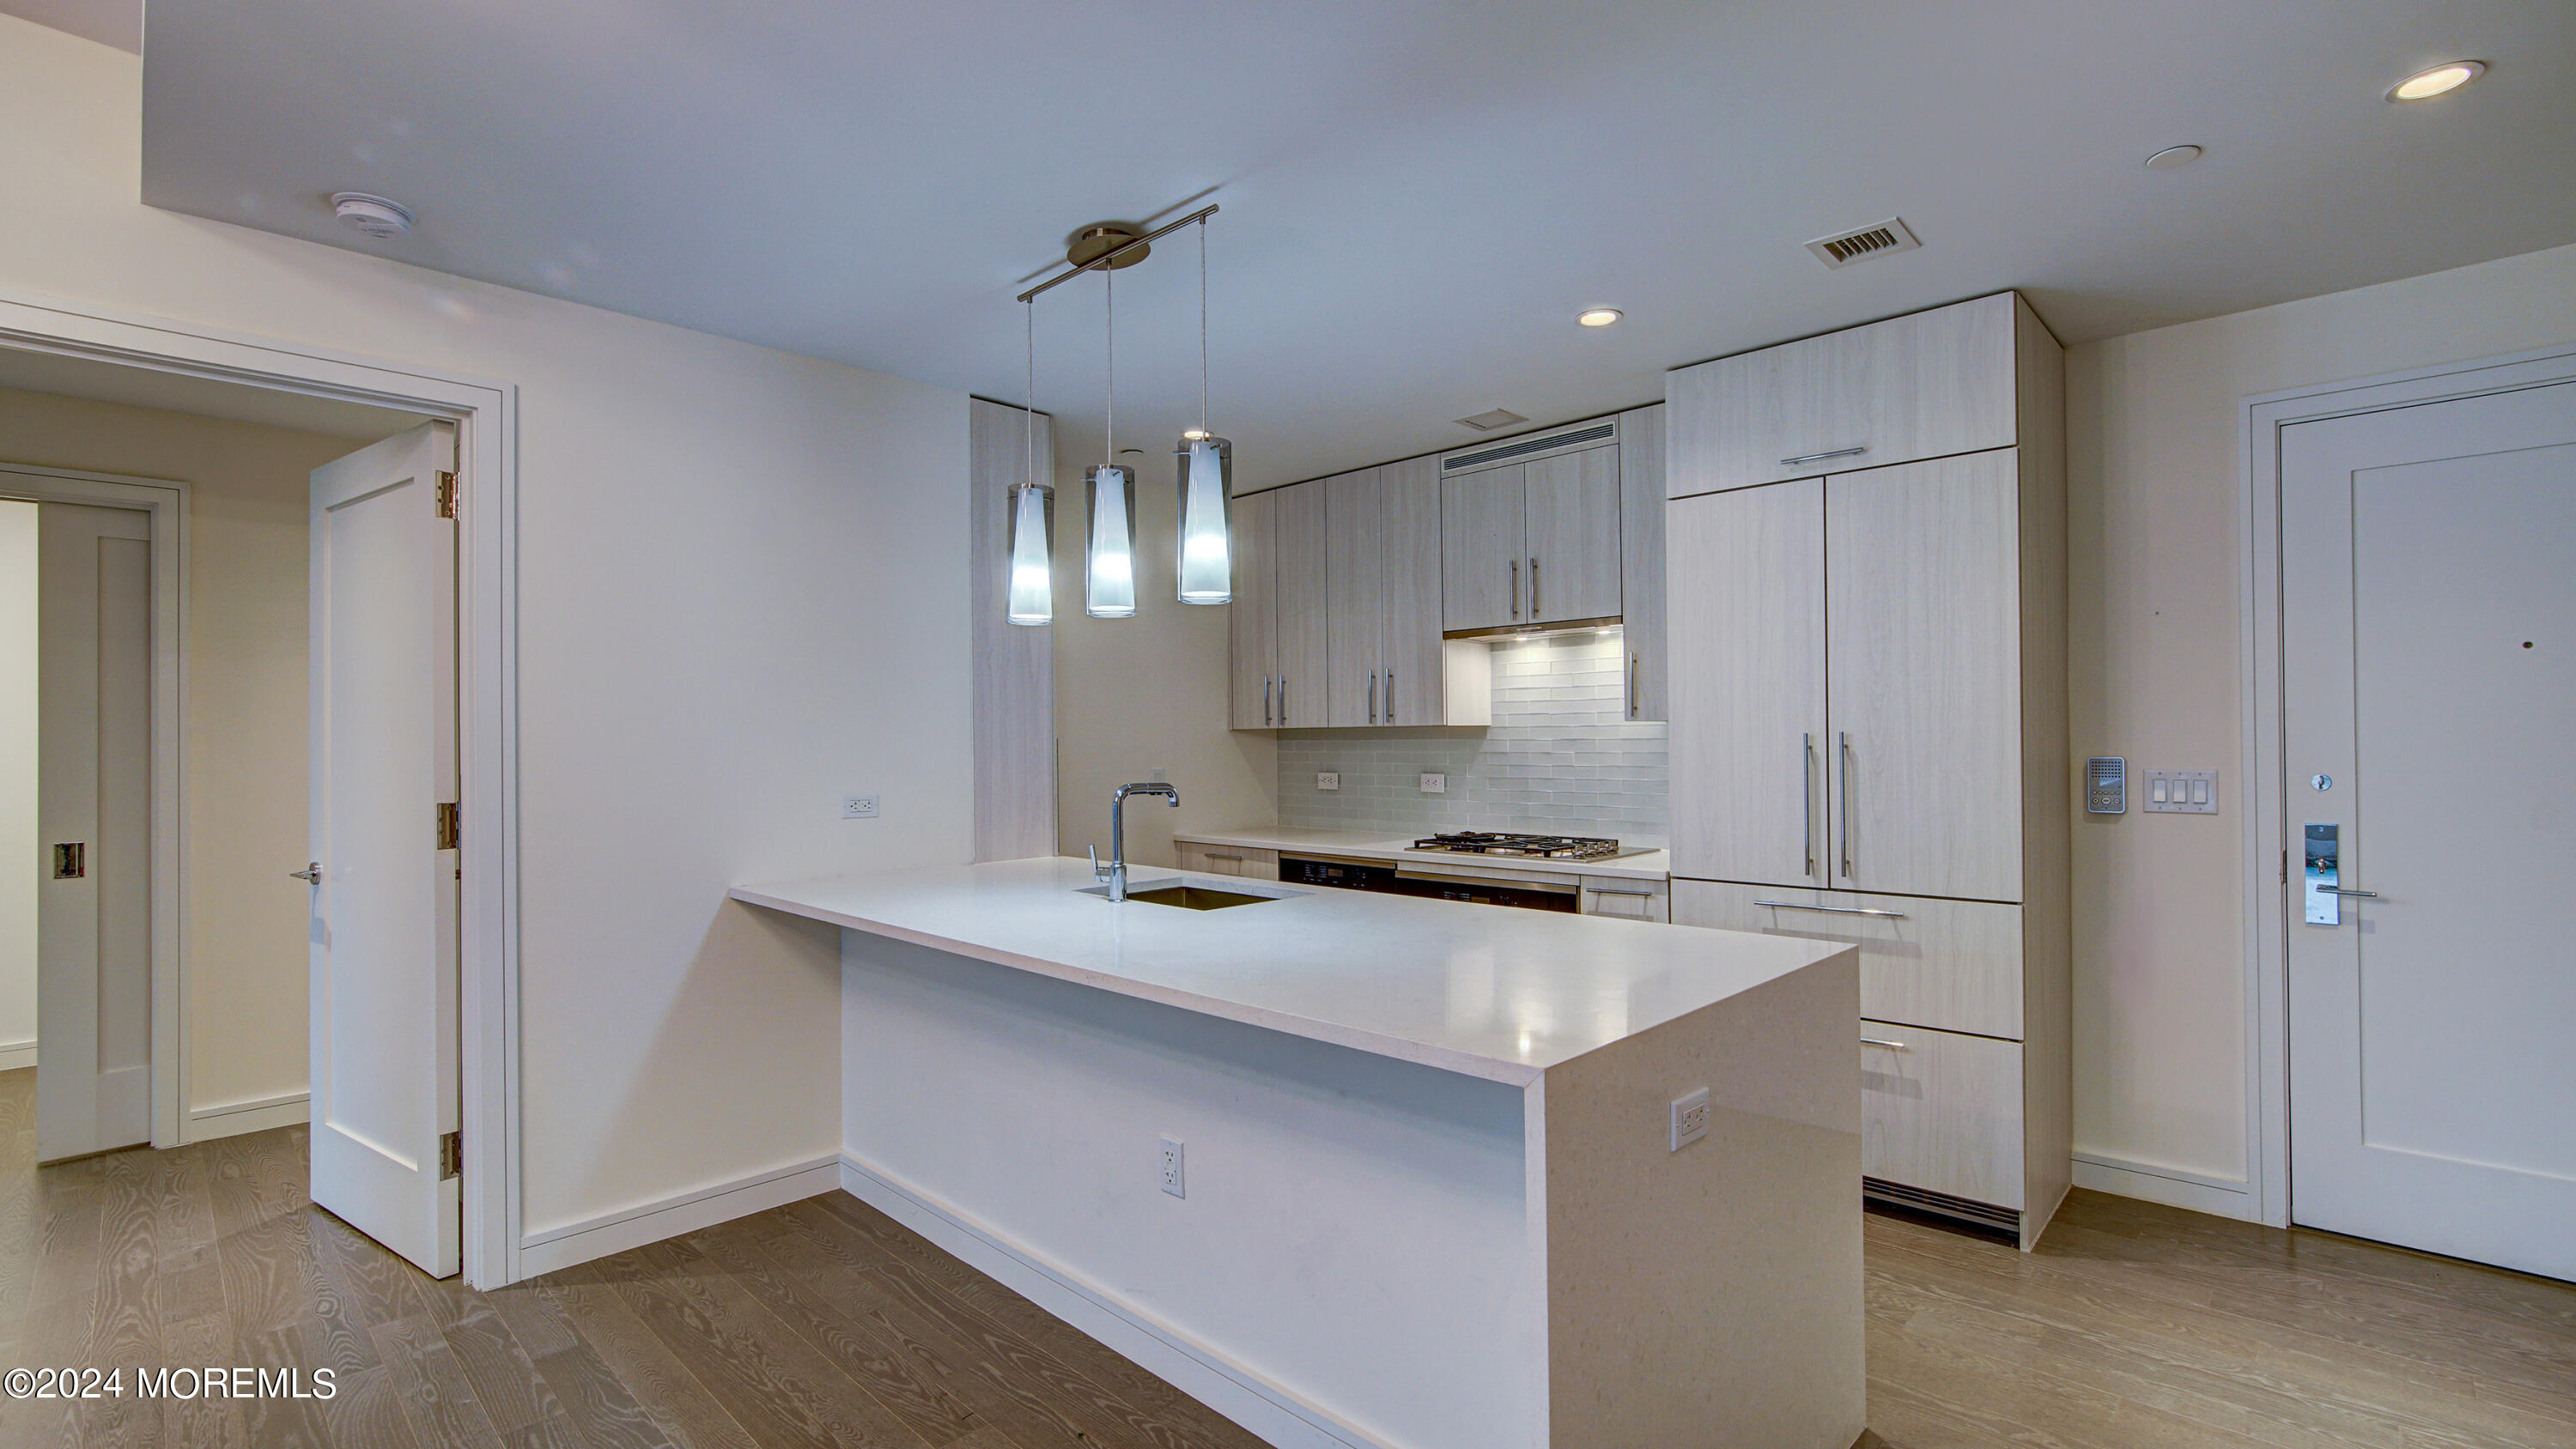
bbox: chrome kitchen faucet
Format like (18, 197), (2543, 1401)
(1092, 781), (1180, 902)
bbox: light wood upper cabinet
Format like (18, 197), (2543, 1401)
(1324, 466), (1387, 727)
(1666, 293), (2018, 499)
(1228, 488), (1278, 729)
(1828, 452), (2023, 901)
(1273, 482), (1330, 729)
(1379, 457), (1450, 725)
(1667, 478), (1827, 888)
(1442, 463), (1526, 633)
(1617, 404), (1667, 721)
(1523, 447), (1623, 624)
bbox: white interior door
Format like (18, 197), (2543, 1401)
(2282, 379), (2576, 1282)
(308, 421), (461, 1277)
(35, 502), (153, 1162)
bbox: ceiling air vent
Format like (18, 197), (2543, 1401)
(1443, 421), (1616, 472)
(1455, 409), (1528, 432)
(1804, 217), (1920, 270)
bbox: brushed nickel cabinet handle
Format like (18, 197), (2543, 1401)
(1753, 899), (1908, 919)
(1801, 733), (1817, 878)
(1369, 670), (1378, 724)
(290, 862), (322, 883)
(1529, 556), (1540, 616)
(1839, 731), (1856, 879)
(1386, 669), (1396, 724)
(1861, 1036), (1910, 1051)
(1585, 884), (1659, 897)
(1510, 559), (1519, 619)
(1628, 654), (1640, 718)
(1783, 446), (1868, 467)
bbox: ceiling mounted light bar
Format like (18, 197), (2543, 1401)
(1018, 204), (1220, 303)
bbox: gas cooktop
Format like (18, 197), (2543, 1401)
(1409, 832), (1629, 862)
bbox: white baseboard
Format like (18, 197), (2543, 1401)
(518, 1155), (842, 1279)
(838, 1153), (1384, 1449)
(2072, 1152), (2260, 1222)
(0, 1040), (33, 1073)
(186, 1090), (308, 1142)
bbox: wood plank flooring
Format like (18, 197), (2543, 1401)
(0, 1069), (2567, 1449)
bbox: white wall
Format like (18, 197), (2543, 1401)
(1051, 451), (1275, 865)
(0, 17), (975, 1251)
(0, 500), (34, 1068)
(2064, 241), (2576, 1208)
(0, 388), (358, 1117)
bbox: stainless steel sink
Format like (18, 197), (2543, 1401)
(1076, 878), (1299, 910)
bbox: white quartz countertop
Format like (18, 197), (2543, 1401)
(732, 856), (1842, 1086)
(1172, 826), (1673, 882)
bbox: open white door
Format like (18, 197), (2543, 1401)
(2282, 380), (2576, 1282)
(35, 503), (154, 1162)
(307, 421), (462, 1277)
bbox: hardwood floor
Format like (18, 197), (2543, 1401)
(0, 1068), (2567, 1448)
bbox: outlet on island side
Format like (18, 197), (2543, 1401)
(1159, 1135), (1186, 1198)
(1670, 1088), (1710, 1151)
(841, 794), (880, 819)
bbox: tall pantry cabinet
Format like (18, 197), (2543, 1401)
(1662, 292), (2071, 1248)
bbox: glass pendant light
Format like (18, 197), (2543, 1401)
(1085, 266), (1139, 618)
(1175, 219), (1232, 604)
(1005, 300), (1054, 626)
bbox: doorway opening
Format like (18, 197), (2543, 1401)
(0, 294), (519, 1287)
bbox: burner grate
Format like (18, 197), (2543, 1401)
(1410, 832), (1623, 861)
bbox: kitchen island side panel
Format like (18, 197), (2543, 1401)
(841, 930), (1546, 1449)
(1540, 948), (1864, 1449)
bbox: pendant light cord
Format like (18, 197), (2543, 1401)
(1023, 299), (1036, 492)
(1103, 266), (1115, 464)
(1198, 220), (1209, 435)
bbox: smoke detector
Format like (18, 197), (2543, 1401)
(1803, 216), (1920, 270)
(331, 192), (414, 240)
(1455, 408), (1529, 432)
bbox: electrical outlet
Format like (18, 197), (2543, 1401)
(1670, 1087), (1710, 1151)
(1158, 1135), (1186, 1198)
(841, 794), (880, 819)
(1316, 772), (1340, 791)
(1419, 773), (1446, 794)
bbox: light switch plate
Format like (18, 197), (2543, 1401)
(1316, 772), (1340, 791)
(841, 794), (880, 819)
(1419, 773), (1446, 794)
(2141, 769), (2218, 815)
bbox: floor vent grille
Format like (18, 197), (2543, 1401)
(1863, 1177), (2020, 1235)
(1805, 217), (1922, 269)
(1443, 421), (1615, 471)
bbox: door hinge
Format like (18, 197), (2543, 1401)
(436, 802), (461, 851)
(438, 1131), (461, 1179)
(434, 470), (459, 519)
(2281, 849), (2289, 885)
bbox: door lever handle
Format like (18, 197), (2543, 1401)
(290, 863), (321, 883)
(2316, 886), (2378, 898)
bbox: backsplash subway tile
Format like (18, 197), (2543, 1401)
(1276, 630), (1668, 845)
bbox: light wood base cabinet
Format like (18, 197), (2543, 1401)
(1175, 843), (1279, 881)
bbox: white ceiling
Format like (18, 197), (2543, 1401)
(1, 0), (137, 52)
(136, 0), (2576, 490)
(0, 345), (429, 440)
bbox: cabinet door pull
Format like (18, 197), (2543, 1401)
(1801, 733), (1817, 878)
(1510, 559), (1520, 619)
(1838, 731), (1856, 879)
(1385, 670), (1396, 724)
(1281, 676), (1290, 725)
(1201, 852), (1244, 862)
(1263, 676), (1273, 727)
(1861, 1036), (1910, 1051)
(1529, 556), (1540, 616)
(1368, 670), (1378, 724)
(1782, 446), (1868, 467)
(1585, 884), (1659, 897)
(1753, 899), (1908, 919)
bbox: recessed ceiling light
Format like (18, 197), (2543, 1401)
(1577, 308), (1624, 328)
(2389, 60), (2484, 101)
(330, 191), (412, 239)
(2143, 144), (2203, 170)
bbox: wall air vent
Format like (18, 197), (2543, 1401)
(1455, 409), (1528, 432)
(1804, 217), (1921, 270)
(1442, 421), (1616, 472)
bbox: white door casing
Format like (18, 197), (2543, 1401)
(35, 502), (154, 1162)
(308, 421), (462, 1277)
(2281, 380), (2576, 1282)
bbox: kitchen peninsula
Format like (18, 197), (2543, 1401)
(735, 856), (1863, 1449)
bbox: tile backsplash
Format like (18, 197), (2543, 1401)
(1275, 630), (1669, 844)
